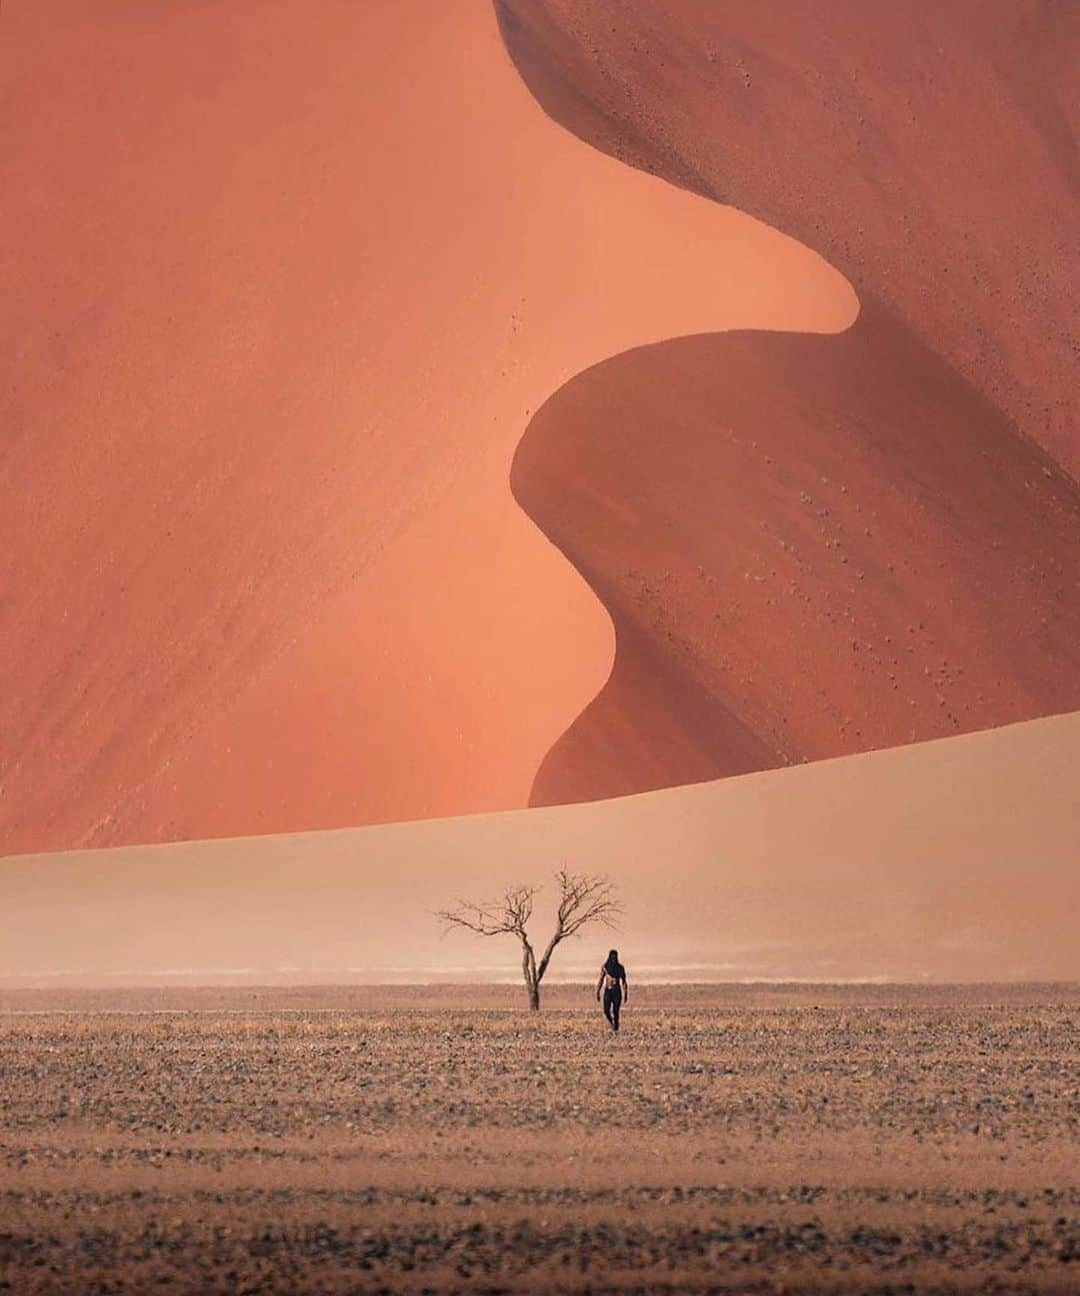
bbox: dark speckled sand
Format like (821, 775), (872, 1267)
(1, 984), (1076, 1293)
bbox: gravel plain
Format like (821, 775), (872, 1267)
(0, 983), (1076, 1293)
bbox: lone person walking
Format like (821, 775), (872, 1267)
(596, 949), (628, 1031)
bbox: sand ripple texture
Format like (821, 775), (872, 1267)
(1, 985), (1077, 1294)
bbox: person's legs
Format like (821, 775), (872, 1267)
(602, 986), (625, 1030)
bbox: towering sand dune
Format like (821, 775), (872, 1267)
(516, 303), (1080, 805)
(500, 0), (1080, 804)
(499, 0), (1079, 476)
(1, 712), (1078, 985)
(0, 1), (853, 853)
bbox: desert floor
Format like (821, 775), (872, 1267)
(1, 984), (1076, 1294)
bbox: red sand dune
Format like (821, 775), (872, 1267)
(499, 0), (1080, 805)
(515, 301), (1080, 806)
(0, 1), (852, 854)
(498, 0), (1079, 476)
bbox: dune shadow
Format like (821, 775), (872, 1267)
(512, 298), (1080, 807)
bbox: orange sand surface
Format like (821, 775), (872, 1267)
(501, 0), (1080, 804)
(1, 0), (853, 855)
(515, 302), (1080, 806)
(2, 711), (1077, 986)
(499, 0), (1079, 475)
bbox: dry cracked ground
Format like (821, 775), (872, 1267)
(0, 984), (1076, 1294)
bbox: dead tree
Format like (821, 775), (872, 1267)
(437, 870), (621, 1010)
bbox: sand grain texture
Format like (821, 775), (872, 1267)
(1, 985), (1077, 1294)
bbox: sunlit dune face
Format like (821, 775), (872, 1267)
(1, 0), (853, 853)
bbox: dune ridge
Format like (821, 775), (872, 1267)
(497, 0), (1079, 477)
(498, 0), (1080, 805)
(1, 0), (853, 853)
(515, 302), (1080, 806)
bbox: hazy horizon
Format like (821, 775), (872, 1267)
(4, 711), (1077, 988)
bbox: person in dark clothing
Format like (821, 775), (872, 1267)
(596, 949), (628, 1031)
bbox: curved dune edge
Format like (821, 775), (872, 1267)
(2, 712), (1078, 984)
(496, 0), (1078, 479)
(513, 302), (1080, 807)
(0, 1), (854, 854)
(498, 0), (1080, 806)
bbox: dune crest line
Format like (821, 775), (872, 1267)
(498, 0), (1080, 806)
(1, 0), (854, 853)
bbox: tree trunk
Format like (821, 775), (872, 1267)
(522, 940), (540, 1010)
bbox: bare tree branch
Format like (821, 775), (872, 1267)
(535, 870), (621, 983)
(437, 870), (621, 1010)
(555, 868), (622, 936)
(436, 885), (536, 938)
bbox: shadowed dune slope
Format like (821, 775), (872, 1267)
(1, 712), (1078, 984)
(514, 301), (1080, 806)
(0, 1), (853, 854)
(498, 0), (1079, 477)
(499, 0), (1080, 805)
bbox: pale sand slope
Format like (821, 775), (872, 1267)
(1, 711), (1077, 985)
(0, 1), (854, 856)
